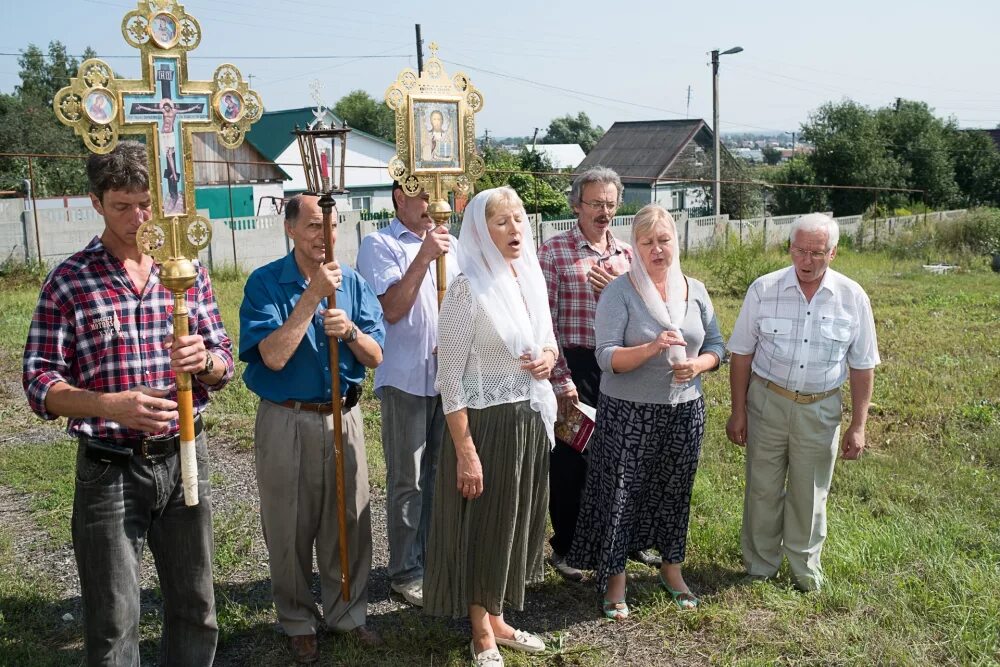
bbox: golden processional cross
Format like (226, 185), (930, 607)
(385, 41), (485, 306)
(53, 0), (262, 506)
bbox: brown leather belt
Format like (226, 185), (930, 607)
(752, 374), (839, 405)
(278, 399), (342, 413)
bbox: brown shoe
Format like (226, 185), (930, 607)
(288, 633), (319, 664)
(348, 625), (383, 647)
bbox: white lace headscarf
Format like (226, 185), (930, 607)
(628, 204), (686, 361)
(457, 187), (558, 445)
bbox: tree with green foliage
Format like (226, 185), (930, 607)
(476, 143), (570, 217)
(0, 42), (95, 196)
(332, 89), (395, 143)
(761, 146), (782, 165)
(948, 129), (1000, 208)
(540, 112), (604, 154)
(801, 100), (908, 215)
(762, 155), (828, 215)
(875, 100), (959, 208)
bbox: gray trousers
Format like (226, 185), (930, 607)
(254, 400), (371, 635)
(380, 386), (444, 585)
(741, 379), (842, 591)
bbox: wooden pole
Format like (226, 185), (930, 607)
(320, 193), (351, 602)
(172, 289), (199, 506)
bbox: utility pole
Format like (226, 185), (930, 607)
(248, 73), (254, 89)
(415, 24), (424, 74)
(711, 45), (743, 217)
(531, 127), (539, 149)
(686, 85), (692, 118)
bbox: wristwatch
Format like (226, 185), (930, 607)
(342, 323), (358, 343)
(196, 352), (215, 377)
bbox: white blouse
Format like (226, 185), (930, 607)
(436, 275), (558, 415)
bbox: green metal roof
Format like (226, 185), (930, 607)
(244, 107), (315, 162)
(244, 106), (397, 163)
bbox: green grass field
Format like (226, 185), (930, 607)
(0, 249), (997, 665)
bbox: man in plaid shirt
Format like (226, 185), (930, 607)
(538, 167), (652, 580)
(22, 141), (234, 666)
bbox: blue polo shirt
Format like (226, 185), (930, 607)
(239, 252), (385, 403)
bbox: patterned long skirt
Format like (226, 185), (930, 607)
(566, 394), (706, 590)
(424, 401), (550, 618)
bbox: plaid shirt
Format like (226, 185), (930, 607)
(538, 224), (632, 393)
(22, 236), (234, 441)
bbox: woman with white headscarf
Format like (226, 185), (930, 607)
(566, 204), (725, 620)
(425, 187), (558, 666)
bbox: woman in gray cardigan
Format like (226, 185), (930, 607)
(566, 204), (725, 620)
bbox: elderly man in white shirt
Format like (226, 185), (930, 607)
(356, 183), (460, 607)
(726, 213), (879, 592)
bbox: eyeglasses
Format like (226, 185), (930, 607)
(580, 200), (618, 212)
(790, 246), (830, 260)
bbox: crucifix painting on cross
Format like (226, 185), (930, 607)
(124, 57), (208, 216)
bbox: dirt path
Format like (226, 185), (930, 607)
(0, 382), (694, 666)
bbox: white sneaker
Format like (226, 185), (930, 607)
(470, 642), (504, 667)
(495, 629), (545, 654)
(390, 578), (424, 607)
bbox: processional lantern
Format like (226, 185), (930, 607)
(52, 0), (262, 506)
(292, 119), (353, 602)
(294, 120), (350, 196)
(384, 42), (485, 305)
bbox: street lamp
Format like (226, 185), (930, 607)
(711, 45), (743, 217)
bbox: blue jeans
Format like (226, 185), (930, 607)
(72, 431), (217, 666)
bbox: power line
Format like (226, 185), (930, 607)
(0, 52), (409, 61)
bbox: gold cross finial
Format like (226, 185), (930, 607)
(429, 42), (439, 58)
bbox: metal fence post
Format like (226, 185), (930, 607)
(684, 214), (690, 257)
(27, 156), (42, 263)
(226, 161), (237, 268)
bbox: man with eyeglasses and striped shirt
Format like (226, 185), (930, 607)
(538, 167), (670, 580)
(726, 213), (880, 592)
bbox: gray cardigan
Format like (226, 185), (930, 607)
(595, 274), (726, 405)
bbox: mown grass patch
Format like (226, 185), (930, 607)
(1, 250), (997, 665)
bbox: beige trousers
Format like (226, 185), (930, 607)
(741, 379), (841, 591)
(254, 399), (371, 635)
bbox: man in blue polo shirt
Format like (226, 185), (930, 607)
(239, 194), (385, 663)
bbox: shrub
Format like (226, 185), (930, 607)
(936, 208), (1000, 256)
(0, 258), (49, 287)
(702, 232), (786, 297)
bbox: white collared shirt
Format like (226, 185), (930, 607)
(356, 218), (461, 398)
(727, 266), (880, 393)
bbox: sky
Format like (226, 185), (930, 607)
(2, 0), (999, 139)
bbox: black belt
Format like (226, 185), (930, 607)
(80, 413), (203, 463)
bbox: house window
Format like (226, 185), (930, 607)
(694, 146), (705, 167)
(670, 189), (685, 211)
(350, 195), (371, 212)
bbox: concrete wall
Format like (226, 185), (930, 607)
(0, 203), (970, 272)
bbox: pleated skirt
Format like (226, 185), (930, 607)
(424, 400), (550, 618)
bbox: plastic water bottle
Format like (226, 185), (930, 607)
(666, 324), (688, 402)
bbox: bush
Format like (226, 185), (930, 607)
(885, 219), (938, 261)
(936, 208), (1000, 256)
(0, 258), (49, 287)
(702, 232), (786, 297)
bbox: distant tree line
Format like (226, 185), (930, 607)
(761, 99), (1000, 216)
(0, 42), (94, 196)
